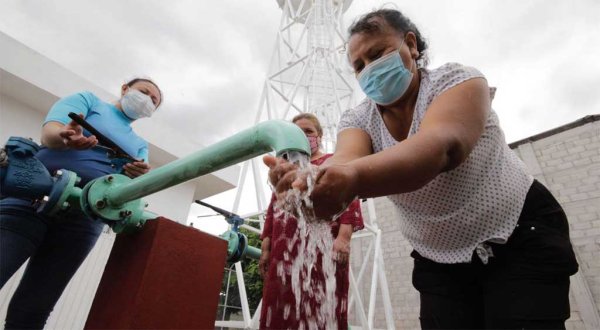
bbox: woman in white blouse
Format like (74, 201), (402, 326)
(265, 8), (578, 330)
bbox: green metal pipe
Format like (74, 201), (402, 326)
(244, 245), (262, 260)
(106, 120), (310, 206)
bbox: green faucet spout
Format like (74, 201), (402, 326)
(106, 120), (310, 206)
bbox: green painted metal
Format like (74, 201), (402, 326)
(220, 230), (262, 262)
(53, 170), (80, 214)
(86, 174), (147, 224)
(112, 210), (158, 234)
(221, 230), (239, 259)
(106, 120), (310, 206)
(81, 173), (153, 233)
(66, 182), (82, 207)
(35, 169), (83, 216)
(244, 245), (262, 260)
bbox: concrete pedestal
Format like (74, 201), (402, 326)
(85, 217), (227, 329)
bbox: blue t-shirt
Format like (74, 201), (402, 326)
(36, 91), (148, 185)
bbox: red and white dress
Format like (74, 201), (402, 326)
(259, 153), (364, 330)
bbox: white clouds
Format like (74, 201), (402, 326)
(1, 0), (598, 146)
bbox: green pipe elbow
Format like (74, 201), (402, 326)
(106, 120), (310, 206)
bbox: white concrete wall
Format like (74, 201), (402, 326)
(350, 118), (600, 330)
(145, 181), (197, 223)
(0, 92), (46, 143)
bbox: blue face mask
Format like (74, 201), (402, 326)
(357, 46), (413, 106)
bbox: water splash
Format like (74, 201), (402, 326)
(271, 151), (338, 329)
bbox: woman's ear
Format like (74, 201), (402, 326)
(121, 84), (129, 97)
(405, 32), (419, 59)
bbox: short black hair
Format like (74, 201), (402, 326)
(349, 9), (429, 66)
(126, 78), (163, 106)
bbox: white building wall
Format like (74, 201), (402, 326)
(144, 181), (197, 223)
(351, 117), (600, 330)
(0, 92), (46, 143)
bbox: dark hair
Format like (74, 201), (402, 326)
(348, 9), (429, 66)
(292, 113), (323, 137)
(126, 78), (163, 106)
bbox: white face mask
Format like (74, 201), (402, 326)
(121, 89), (155, 120)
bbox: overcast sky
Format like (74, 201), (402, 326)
(1, 0), (599, 234)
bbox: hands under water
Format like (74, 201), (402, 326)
(263, 155), (360, 220)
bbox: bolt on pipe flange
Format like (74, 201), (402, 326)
(83, 174), (147, 232)
(95, 199), (107, 209)
(36, 169), (81, 216)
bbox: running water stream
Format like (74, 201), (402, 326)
(267, 151), (339, 330)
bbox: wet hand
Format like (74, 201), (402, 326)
(263, 155), (303, 194)
(123, 161), (151, 178)
(263, 155), (317, 219)
(311, 164), (360, 219)
(59, 115), (98, 150)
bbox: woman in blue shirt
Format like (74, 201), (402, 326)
(0, 78), (162, 329)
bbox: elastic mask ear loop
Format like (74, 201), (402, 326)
(405, 36), (422, 70)
(401, 37), (417, 73)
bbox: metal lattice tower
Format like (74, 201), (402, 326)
(257, 0), (355, 151)
(216, 1), (396, 329)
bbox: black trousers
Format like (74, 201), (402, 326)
(411, 180), (579, 329)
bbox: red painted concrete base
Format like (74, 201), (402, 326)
(85, 217), (228, 329)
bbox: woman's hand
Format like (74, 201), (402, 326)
(310, 164), (360, 220)
(123, 161), (151, 178)
(263, 155), (301, 194)
(333, 235), (351, 264)
(264, 155), (360, 219)
(57, 117), (98, 150)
